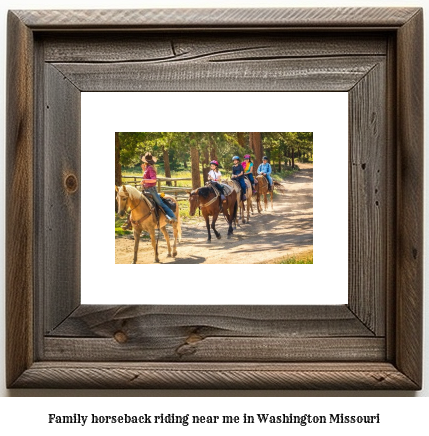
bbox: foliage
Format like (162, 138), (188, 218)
(117, 132), (312, 172)
(277, 252), (313, 264)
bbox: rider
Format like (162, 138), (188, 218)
(140, 152), (177, 222)
(231, 156), (247, 201)
(242, 154), (256, 194)
(207, 160), (226, 200)
(257, 156), (273, 191)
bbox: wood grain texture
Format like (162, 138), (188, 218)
(43, 64), (81, 333)
(11, 362), (419, 390)
(44, 337), (385, 362)
(395, 10), (423, 387)
(43, 305), (380, 362)
(348, 61), (386, 336)
(47, 305), (374, 338)
(14, 8), (420, 29)
(42, 33), (388, 63)
(5, 11), (35, 388)
(52, 56), (383, 92)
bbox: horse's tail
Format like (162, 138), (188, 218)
(177, 210), (182, 242)
(273, 180), (286, 192)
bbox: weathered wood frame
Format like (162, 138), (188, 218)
(6, 8), (423, 389)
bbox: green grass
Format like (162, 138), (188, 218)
(115, 216), (132, 237)
(278, 253), (313, 264)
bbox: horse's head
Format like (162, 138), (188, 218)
(188, 189), (200, 216)
(115, 185), (129, 218)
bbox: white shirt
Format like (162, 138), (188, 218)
(208, 169), (222, 181)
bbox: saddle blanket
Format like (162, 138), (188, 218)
(220, 183), (234, 196)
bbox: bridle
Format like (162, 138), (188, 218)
(118, 190), (153, 226)
(191, 187), (219, 210)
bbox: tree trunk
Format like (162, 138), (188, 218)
(291, 147), (295, 169)
(237, 132), (245, 149)
(190, 144), (201, 189)
(115, 132), (122, 212)
(162, 147), (172, 186)
(202, 147), (210, 184)
(115, 132), (122, 186)
(250, 132), (262, 175)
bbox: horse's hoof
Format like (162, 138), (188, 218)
(216, 234), (222, 240)
(227, 234), (232, 239)
(167, 253), (172, 258)
(206, 239), (211, 243)
(173, 252), (177, 257)
(155, 259), (160, 263)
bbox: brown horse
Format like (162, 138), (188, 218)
(256, 175), (274, 212)
(116, 185), (181, 263)
(226, 178), (253, 224)
(189, 185), (238, 242)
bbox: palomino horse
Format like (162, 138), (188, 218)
(256, 175), (274, 212)
(116, 185), (181, 263)
(189, 184), (238, 242)
(226, 178), (253, 224)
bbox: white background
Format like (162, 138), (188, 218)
(82, 92), (348, 305)
(0, 0), (428, 424)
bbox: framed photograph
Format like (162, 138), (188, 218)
(6, 7), (423, 389)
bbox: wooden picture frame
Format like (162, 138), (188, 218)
(6, 7), (423, 389)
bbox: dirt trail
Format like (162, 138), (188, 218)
(115, 163), (313, 264)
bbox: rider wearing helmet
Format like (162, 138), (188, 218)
(242, 154), (256, 194)
(257, 156), (273, 190)
(207, 160), (226, 199)
(231, 156), (247, 201)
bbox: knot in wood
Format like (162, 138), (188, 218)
(65, 174), (78, 193)
(114, 331), (128, 343)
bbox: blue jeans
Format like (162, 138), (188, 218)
(236, 177), (247, 200)
(146, 186), (176, 220)
(245, 173), (255, 186)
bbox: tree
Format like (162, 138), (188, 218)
(115, 132), (122, 186)
(250, 132), (263, 174)
(190, 135), (201, 189)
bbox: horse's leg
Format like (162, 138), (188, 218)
(256, 192), (262, 213)
(264, 192), (268, 211)
(204, 213), (211, 243)
(148, 227), (159, 263)
(160, 226), (172, 257)
(225, 206), (233, 239)
(211, 211), (221, 240)
(132, 227), (140, 264)
(270, 191), (274, 210)
(171, 222), (179, 257)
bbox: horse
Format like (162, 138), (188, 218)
(115, 185), (182, 263)
(226, 178), (253, 224)
(188, 184), (238, 242)
(256, 175), (274, 212)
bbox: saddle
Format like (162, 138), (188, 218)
(143, 191), (177, 217)
(230, 179), (242, 191)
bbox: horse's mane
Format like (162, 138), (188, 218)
(195, 186), (213, 198)
(122, 185), (142, 201)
